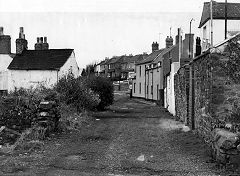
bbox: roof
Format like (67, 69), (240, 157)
(136, 49), (165, 65)
(153, 45), (176, 64)
(8, 49), (73, 70)
(199, 1), (240, 28)
(107, 56), (122, 64)
(128, 54), (147, 63)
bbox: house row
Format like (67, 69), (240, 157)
(132, 31), (194, 115)
(0, 27), (79, 94)
(132, 0), (240, 116)
(94, 53), (148, 81)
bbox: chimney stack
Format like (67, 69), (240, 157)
(35, 37), (42, 50)
(0, 27), (11, 54)
(195, 37), (202, 57)
(152, 42), (159, 52)
(16, 27), (28, 54)
(42, 36), (49, 50)
(166, 36), (173, 48)
(35, 36), (49, 50)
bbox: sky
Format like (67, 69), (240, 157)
(0, 0), (239, 68)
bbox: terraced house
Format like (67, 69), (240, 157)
(132, 29), (194, 115)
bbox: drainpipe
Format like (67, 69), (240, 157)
(210, 0), (213, 47)
(145, 65), (146, 99)
(152, 68), (153, 100)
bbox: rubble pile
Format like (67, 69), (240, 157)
(32, 100), (61, 139)
(211, 128), (240, 165)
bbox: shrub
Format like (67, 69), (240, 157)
(0, 87), (58, 133)
(85, 75), (114, 110)
(54, 74), (100, 112)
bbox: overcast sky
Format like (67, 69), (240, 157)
(0, 0), (239, 68)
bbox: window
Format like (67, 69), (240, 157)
(203, 26), (207, 39)
(140, 66), (141, 77)
(134, 83), (136, 93)
(139, 83), (141, 94)
(151, 85), (153, 94)
(157, 84), (159, 100)
(147, 85), (148, 94)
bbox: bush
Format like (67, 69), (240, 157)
(86, 75), (114, 110)
(54, 74), (100, 112)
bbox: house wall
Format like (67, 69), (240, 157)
(8, 70), (58, 91)
(200, 19), (240, 51)
(166, 62), (180, 116)
(145, 67), (162, 101)
(0, 54), (13, 91)
(132, 64), (147, 98)
(59, 51), (79, 78)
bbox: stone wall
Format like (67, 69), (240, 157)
(190, 53), (214, 141)
(175, 49), (240, 142)
(174, 65), (190, 124)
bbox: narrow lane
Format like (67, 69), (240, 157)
(0, 92), (221, 176)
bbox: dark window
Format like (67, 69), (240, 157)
(151, 85), (153, 94)
(147, 85), (148, 94)
(139, 83), (141, 94)
(140, 66), (141, 77)
(134, 83), (136, 93)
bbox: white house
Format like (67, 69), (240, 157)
(199, 1), (240, 51)
(132, 42), (164, 99)
(8, 48), (79, 91)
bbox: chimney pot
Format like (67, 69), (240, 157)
(0, 27), (3, 35)
(37, 37), (40, 43)
(19, 27), (24, 39)
(44, 37), (47, 43)
(40, 37), (43, 43)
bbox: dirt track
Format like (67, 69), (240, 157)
(0, 92), (236, 176)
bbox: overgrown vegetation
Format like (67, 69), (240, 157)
(0, 74), (114, 146)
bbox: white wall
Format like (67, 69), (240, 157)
(200, 19), (240, 51)
(167, 62), (180, 116)
(8, 70), (58, 91)
(0, 54), (13, 90)
(132, 64), (147, 98)
(59, 51), (79, 78)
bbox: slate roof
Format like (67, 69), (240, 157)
(199, 1), (240, 28)
(8, 49), (73, 70)
(153, 46), (176, 64)
(136, 49), (165, 65)
(107, 56), (122, 64)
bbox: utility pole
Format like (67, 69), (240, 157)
(225, 0), (228, 39)
(178, 28), (182, 64)
(210, 0), (213, 47)
(189, 18), (194, 59)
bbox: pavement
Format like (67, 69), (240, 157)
(0, 93), (238, 176)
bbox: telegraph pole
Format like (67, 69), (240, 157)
(225, 0), (228, 39)
(189, 18), (194, 59)
(210, 0), (213, 47)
